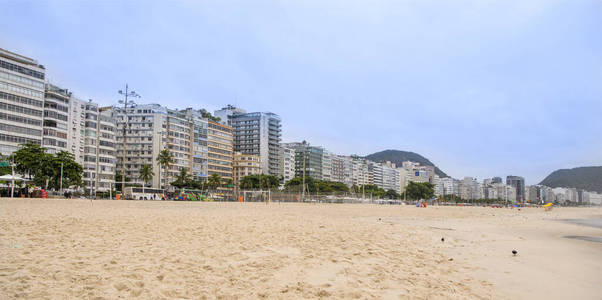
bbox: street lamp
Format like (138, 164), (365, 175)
(118, 84), (140, 195)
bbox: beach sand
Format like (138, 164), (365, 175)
(1, 198), (601, 299)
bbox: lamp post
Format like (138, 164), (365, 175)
(118, 84), (140, 194)
(59, 162), (63, 192)
(301, 148), (306, 202)
(10, 160), (15, 198)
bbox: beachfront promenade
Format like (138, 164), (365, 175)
(1, 198), (601, 299)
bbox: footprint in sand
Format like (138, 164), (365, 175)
(113, 282), (129, 291)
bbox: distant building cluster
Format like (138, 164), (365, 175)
(0, 48), (600, 204)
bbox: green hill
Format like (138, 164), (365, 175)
(364, 150), (448, 177)
(539, 166), (602, 193)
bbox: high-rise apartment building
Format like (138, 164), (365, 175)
(114, 104), (168, 189)
(506, 175), (525, 202)
(331, 155), (353, 187)
(164, 109), (194, 182)
(491, 177), (503, 184)
(321, 150), (333, 182)
(433, 175), (443, 196)
(207, 120), (233, 181)
(368, 161), (383, 188)
(279, 145), (296, 184)
(215, 106), (282, 176)
(175, 108), (209, 182)
(351, 157), (370, 187)
(0, 48), (46, 155)
(365, 160), (401, 193)
(459, 177), (481, 200)
(114, 104), (213, 190)
(42, 84), (71, 154)
(80, 102), (117, 193)
(382, 163), (401, 193)
(284, 141), (323, 180)
(233, 152), (261, 188)
(67, 98), (85, 163)
(213, 104), (246, 126)
(440, 177), (459, 196)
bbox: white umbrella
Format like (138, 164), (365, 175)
(0, 174), (25, 181)
(0, 174), (26, 199)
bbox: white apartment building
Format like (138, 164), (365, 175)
(0, 48), (46, 155)
(398, 167), (408, 192)
(114, 104), (210, 190)
(81, 101), (117, 193)
(433, 175), (442, 196)
(42, 84), (71, 154)
(68, 97), (85, 164)
(588, 192), (602, 205)
(321, 150), (333, 182)
(491, 183), (516, 202)
(440, 177), (459, 196)
(351, 157), (369, 187)
(181, 108), (209, 182)
(348, 158), (401, 193)
(114, 103), (168, 189)
(381, 163), (400, 193)
(368, 161), (383, 189)
(551, 187), (575, 204)
(459, 177), (482, 200)
(331, 155), (353, 187)
(279, 145), (296, 184)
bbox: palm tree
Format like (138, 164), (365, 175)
(139, 164), (154, 195)
(156, 149), (174, 191)
(208, 173), (221, 193)
(172, 169), (191, 189)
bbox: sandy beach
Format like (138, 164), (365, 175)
(1, 198), (601, 299)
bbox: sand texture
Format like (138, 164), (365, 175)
(1, 198), (601, 299)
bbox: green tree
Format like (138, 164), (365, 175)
(208, 173), (222, 191)
(115, 173), (130, 192)
(240, 175), (259, 189)
(223, 178), (233, 188)
(171, 168), (192, 189)
(139, 164), (154, 194)
(11, 143), (46, 179)
(240, 174), (280, 190)
(52, 151), (83, 189)
(406, 182), (435, 200)
(199, 109), (221, 122)
(314, 180), (349, 194)
(385, 189), (400, 199)
(12, 145), (82, 190)
(32, 152), (55, 188)
(0, 154), (10, 176)
(284, 176), (316, 193)
(284, 177), (349, 194)
(356, 184), (386, 198)
(156, 149), (174, 190)
(185, 179), (203, 190)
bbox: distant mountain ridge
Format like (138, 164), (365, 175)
(539, 166), (602, 193)
(364, 150), (448, 177)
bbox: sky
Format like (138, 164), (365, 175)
(2, 0), (601, 184)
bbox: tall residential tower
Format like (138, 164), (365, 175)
(215, 106), (282, 176)
(0, 48), (46, 155)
